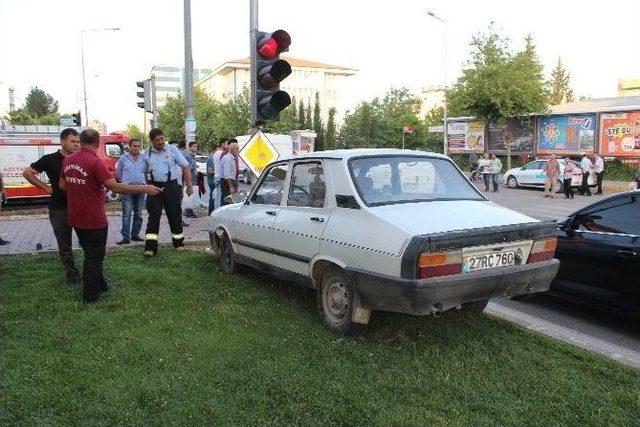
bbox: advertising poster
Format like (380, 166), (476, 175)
(599, 111), (640, 158)
(537, 114), (596, 154)
(447, 121), (485, 153)
(488, 119), (534, 154)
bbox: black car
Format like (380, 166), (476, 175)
(552, 191), (640, 318)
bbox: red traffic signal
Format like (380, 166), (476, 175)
(257, 30), (291, 59)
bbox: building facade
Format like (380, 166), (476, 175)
(420, 85), (445, 117)
(195, 57), (357, 125)
(150, 65), (213, 108)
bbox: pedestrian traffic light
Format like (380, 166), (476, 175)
(253, 29), (292, 123)
(72, 111), (81, 126)
(136, 80), (152, 113)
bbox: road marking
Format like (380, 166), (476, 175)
(487, 302), (640, 369)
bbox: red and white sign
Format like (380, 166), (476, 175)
(403, 125), (414, 133)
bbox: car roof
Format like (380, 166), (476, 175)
(290, 148), (449, 161)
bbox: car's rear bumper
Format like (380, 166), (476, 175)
(345, 259), (559, 315)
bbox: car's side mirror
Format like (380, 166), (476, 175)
(558, 217), (571, 231)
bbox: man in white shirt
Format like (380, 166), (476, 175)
(594, 153), (605, 195)
(221, 142), (239, 206)
(579, 153), (593, 196)
(211, 138), (229, 210)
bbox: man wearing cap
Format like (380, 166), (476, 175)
(142, 128), (193, 256)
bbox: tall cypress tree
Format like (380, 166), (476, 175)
(298, 99), (305, 129)
(313, 92), (324, 151)
(325, 107), (337, 150)
(305, 99), (312, 129)
(548, 57), (574, 105)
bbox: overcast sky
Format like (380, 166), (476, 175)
(1, 0), (638, 130)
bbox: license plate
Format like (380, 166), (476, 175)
(463, 250), (519, 273)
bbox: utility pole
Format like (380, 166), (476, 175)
(249, 0), (259, 135)
(184, 0), (196, 143)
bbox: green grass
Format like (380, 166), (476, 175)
(1, 249), (639, 426)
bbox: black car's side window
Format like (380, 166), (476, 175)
(574, 196), (640, 235)
(250, 164), (288, 205)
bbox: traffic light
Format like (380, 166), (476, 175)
(72, 111), (81, 126)
(253, 29), (292, 123)
(136, 79), (152, 113)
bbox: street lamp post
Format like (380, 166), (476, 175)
(426, 11), (447, 154)
(81, 27), (120, 127)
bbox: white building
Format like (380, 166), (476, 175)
(420, 85), (445, 117)
(150, 65), (213, 108)
(195, 56), (357, 125)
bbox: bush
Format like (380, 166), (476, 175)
(604, 159), (637, 181)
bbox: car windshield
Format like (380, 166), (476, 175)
(349, 156), (484, 206)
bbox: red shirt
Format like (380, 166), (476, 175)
(61, 146), (111, 229)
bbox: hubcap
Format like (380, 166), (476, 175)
(323, 279), (348, 322)
(508, 177), (517, 188)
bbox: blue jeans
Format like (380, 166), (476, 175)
(121, 193), (146, 240)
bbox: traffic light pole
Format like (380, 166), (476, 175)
(249, 0), (259, 132)
(151, 74), (158, 128)
(184, 0), (196, 143)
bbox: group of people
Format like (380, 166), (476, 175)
(542, 152), (605, 199)
(477, 153), (503, 192)
(0, 126), (243, 304)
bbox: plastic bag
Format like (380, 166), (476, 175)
(182, 187), (200, 210)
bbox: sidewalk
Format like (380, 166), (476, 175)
(0, 211), (211, 255)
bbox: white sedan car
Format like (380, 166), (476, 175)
(504, 159), (597, 192)
(208, 149), (559, 333)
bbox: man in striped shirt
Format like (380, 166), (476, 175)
(116, 138), (147, 244)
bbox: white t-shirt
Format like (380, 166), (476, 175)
(221, 153), (237, 180)
(213, 149), (225, 179)
(580, 157), (593, 173)
(595, 156), (604, 173)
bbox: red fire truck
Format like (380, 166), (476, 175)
(0, 125), (126, 204)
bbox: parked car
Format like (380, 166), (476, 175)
(504, 158), (596, 192)
(207, 149), (560, 333)
(551, 190), (639, 318)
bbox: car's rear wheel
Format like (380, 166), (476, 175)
(555, 179), (564, 193)
(219, 231), (239, 274)
(317, 266), (364, 334)
(506, 175), (519, 189)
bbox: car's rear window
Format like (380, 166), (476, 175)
(349, 156), (484, 206)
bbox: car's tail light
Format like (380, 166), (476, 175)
(417, 250), (462, 279)
(527, 237), (557, 263)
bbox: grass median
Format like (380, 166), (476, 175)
(1, 248), (639, 425)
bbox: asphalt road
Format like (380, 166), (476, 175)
(482, 185), (640, 368)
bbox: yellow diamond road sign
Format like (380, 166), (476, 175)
(239, 131), (279, 178)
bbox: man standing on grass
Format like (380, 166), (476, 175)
(212, 137), (229, 211)
(142, 128), (193, 257)
(0, 170), (9, 245)
(22, 128), (80, 282)
(59, 129), (160, 303)
(183, 141), (199, 218)
(115, 138), (147, 245)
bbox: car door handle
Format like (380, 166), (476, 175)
(310, 217), (325, 223)
(266, 211), (277, 216)
(617, 249), (638, 258)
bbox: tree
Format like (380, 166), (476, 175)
(297, 99), (305, 129)
(325, 107), (337, 150)
(447, 28), (548, 169)
(337, 87), (426, 149)
(6, 86), (61, 125)
(313, 92), (324, 151)
(125, 123), (148, 145)
(424, 106), (445, 153)
(548, 57), (575, 105)
(25, 86), (58, 116)
(305, 99), (312, 129)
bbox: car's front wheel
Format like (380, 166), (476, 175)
(506, 175), (519, 189)
(219, 231), (239, 274)
(317, 266), (364, 334)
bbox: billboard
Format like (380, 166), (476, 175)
(599, 111), (640, 158)
(537, 114), (596, 154)
(488, 119), (534, 154)
(446, 121), (485, 153)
